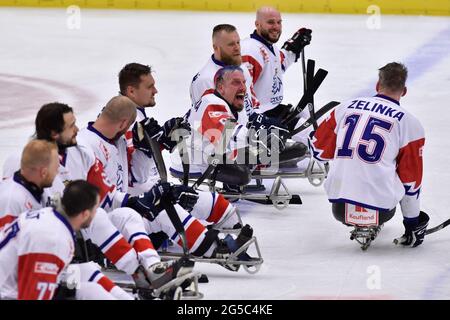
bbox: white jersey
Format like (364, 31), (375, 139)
(190, 55), (257, 121)
(173, 92), (248, 174)
(77, 123), (129, 211)
(0, 207), (75, 300)
(2, 145), (118, 213)
(241, 31), (298, 113)
(309, 94), (425, 218)
(0, 172), (53, 229)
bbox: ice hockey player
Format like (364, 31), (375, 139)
(79, 95), (255, 271)
(0, 179), (108, 300)
(179, 65), (307, 180)
(0, 140), (133, 299)
(1, 104), (192, 295)
(309, 62), (429, 248)
(241, 6), (312, 118)
(190, 23), (258, 120)
(118, 62), (248, 223)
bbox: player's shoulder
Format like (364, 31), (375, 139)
(2, 150), (22, 179)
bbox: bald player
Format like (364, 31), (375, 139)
(241, 6), (312, 115)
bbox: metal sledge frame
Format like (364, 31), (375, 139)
(159, 236), (264, 274)
(349, 225), (382, 251)
(171, 157), (327, 210)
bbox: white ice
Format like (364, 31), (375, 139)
(1, 7), (450, 299)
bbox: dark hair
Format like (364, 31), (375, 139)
(35, 102), (73, 141)
(62, 180), (99, 217)
(214, 65), (243, 87)
(118, 63), (152, 95)
(378, 62), (408, 92)
(212, 24), (237, 38)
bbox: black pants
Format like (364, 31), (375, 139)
(332, 203), (396, 226)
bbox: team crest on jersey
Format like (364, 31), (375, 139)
(271, 75), (282, 94)
(34, 262), (59, 275)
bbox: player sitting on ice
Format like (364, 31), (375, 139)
(79, 95), (259, 271)
(308, 62), (429, 250)
(170, 65), (303, 189)
(1, 103), (198, 297)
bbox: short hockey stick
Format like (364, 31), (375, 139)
(287, 101), (340, 139)
(192, 119), (237, 189)
(426, 218), (450, 235)
(142, 127), (189, 256)
(283, 63), (328, 126)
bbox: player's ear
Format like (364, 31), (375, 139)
(50, 130), (59, 141)
(375, 81), (380, 93)
(402, 86), (407, 97)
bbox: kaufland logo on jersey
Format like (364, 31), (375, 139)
(34, 262), (59, 275)
(345, 204), (379, 226)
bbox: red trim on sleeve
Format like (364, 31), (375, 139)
(396, 138), (425, 189)
(0, 214), (16, 229)
(312, 110), (338, 160)
(18, 253), (65, 300)
(242, 55), (263, 84)
(199, 104), (232, 144)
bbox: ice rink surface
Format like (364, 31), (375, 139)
(1, 7), (450, 299)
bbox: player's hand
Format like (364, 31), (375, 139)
(282, 28), (312, 61)
(393, 211), (429, 248)
(169, 185), (199, 212)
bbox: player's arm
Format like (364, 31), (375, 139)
(242, 50), (264, 85)
(308, 110), (338, 162)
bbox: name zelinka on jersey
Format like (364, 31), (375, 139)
(348, 99), (405, 121)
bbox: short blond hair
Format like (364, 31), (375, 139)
(21, 140), (57, 170)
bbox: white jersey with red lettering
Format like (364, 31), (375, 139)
(0, 207), (75, 300)
(309, 94), (425, 218)
(241, 32), (304, 115)
(190, 55), (257, 121)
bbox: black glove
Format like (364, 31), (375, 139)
(131, 118), (162, 158)
(159, 117), (191, 152)
(169, 184), (199, 212)
(126, 181), (171, 221)
(247, 113), (289, 155)
(394, 211), (430, 248)
(282, 28), (312, 61)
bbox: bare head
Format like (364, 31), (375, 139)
(255, 6), (282, 44)
(62, 180), (100, 231)
(214, 66), (247, 112)
(97, 95), (137, 139)
(376, 62), (408, 100)
(20, 139), (59, 189)
(119, 63), (158, 108)
(212, 24), (242, 66)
